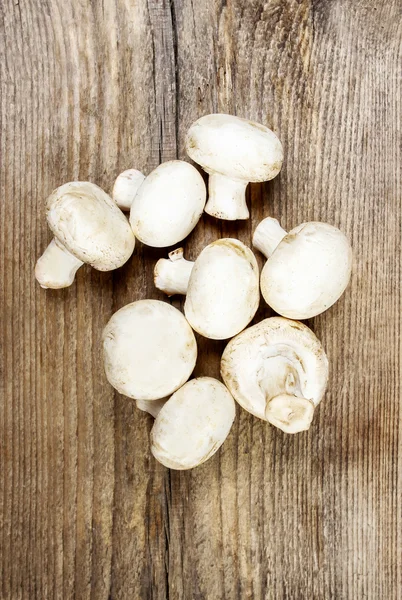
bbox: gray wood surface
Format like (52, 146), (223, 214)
(0, 0), (401, 598)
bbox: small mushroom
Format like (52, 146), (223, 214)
(130, 160), (206, 247)
(253, 218), (353, 319)
(221, 317), (329, 434)
(112, 168), (145, 210)
(151, 377), (235, 470)
(103, 300), (197, 401)
(185, 114), (283, 220)
(154, 239), (259, 340)
(35, 182), (135, 289)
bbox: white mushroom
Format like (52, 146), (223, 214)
(185, 114), (283, 220)
(103, 300), (197, 401)
(112, 168), (145, 210)
(130, 160), (206, 247)
(253, 218), (353, 319)
(221, 317), (329, 434)
(150, 377), (235, 470)
(154, 239), (259, 340)
(35, 182), (135, 289)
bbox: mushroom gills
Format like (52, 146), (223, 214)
(257, 351), (314, 434)
(220, 317), (329, 434)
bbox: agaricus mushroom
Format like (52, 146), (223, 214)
(154, 239), (259, 340)
(185, 114), (283, 220)
(35, 182), (135, 289)
(221, 317), (329, 434)
(103, 300), (197, 401)
(130, 160), (206, 247)
(253, 218), (353, 319)
(151, 377), (235, 470)
(112, 168), (145, 210)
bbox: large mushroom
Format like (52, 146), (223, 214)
(130, 160), (206, 247)
(35, 182), (135, 289)
(103, 300), (197, 401)
(151, 377), (236, 470)
(221, 317), (329, 434)
(185, 114), (283, 220)
(253, 218), (353, 319)
(154, 239), (259, 340)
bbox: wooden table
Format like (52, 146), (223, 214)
(1, 1), (401, 598)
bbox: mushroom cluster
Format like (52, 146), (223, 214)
(35, 113), (352, 470)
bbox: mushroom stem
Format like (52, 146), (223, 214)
(252, 217), (287, 258)
(259, 355), (315, 433)
(154, 248), (194, 296)
(136, 398), (167, 418)
(265, 394), (315, 434)
(35, 238), (84, 289)
(205, 173), (249, 220)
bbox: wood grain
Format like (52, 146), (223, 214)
(1, 0), (401, 598)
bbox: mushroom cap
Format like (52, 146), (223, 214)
(130, 160), (206, 247)
(184, 238), (260, 340)
(150, 377), (235, 470)
(185, 114), (283, 182)
(103, 300), (197, 401)
(221, 317), (328, 421)
(46, 182), (135, 271)
(261, 222), (353, 319)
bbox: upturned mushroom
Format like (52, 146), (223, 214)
(35, 182), (135, 289)
(112, 168), (145, 210)
(185, 114), (283, 220)
(103, 300), (197, 401)
(221, 317), (329, 434)
(130, 160), (206, 247)
(154, 239), (259, 340)
(151, 377), (235, 470)
(253, 218), (353, 319)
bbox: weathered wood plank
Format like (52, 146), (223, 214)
(0, 0), (401, 599)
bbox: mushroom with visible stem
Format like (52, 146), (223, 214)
(253, 218), (353, 319)
(112, 168), (145, 211)
(151, 377), (236, 470)
(130, 160), (206, 247)
(221, 317), (329, 434)
(154, 238), (259, 340)
(103, 300), (197, 402)
(35, 182), (135, 289)
(185, 114), (283, 220)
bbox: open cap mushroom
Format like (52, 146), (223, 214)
(130, 160), (206, 247)
(253, 218), (353, 319)
(112, 168), (145, 211)
(103, 300), (197, 401)
(185, 114), (283, 220)
(35, 182), (135, 289)
(221, 317), (329, 434)
(150, 377), (235, 470)
(154, 238), (259, 340)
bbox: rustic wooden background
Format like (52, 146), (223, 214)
(1, 0), (401, 598)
